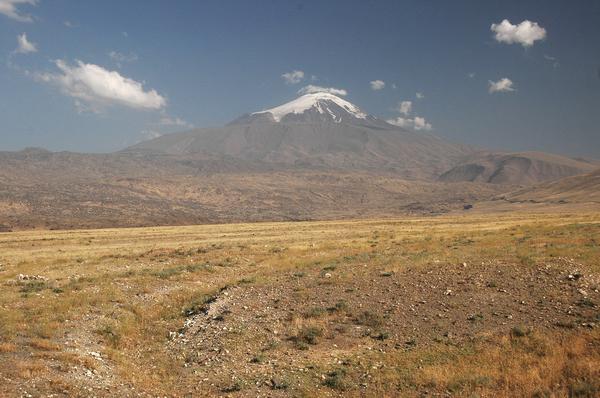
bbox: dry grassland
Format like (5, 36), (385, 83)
(0, 212), (599, 397)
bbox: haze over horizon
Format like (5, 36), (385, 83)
(1, 0), (599, 158)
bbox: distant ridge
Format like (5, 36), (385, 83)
(503, 168), (600, 203)
(439, 151), (596, 185)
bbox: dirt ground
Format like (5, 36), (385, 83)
(0, 212), (599, 397)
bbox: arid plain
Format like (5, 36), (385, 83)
(1, 209), (598, 397)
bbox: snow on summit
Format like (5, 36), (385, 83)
(253, 92), (367, 122)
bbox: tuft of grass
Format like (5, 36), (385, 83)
(517, 252), (535, 266)
(291, 326), (323, 349)
(323, 368), (349, 390)
(237, 277), (256, 285)
(19, 280), (49, 294)
(96, 324), (121, 349)
(181, 293), (218, 317)
(270, 377), (289, 390)
(220, 381), (242, 393)
(511, 326), (530, 338)
(303, 307), (326, 318)
(0, 342), (17, 353)
(576, 298), (595, 308)
(354, 310), (384, 328)
(569, 380), (599, 397)
(250, 353), (265, 364)
(327, 300), (348, 313)
(150, 263), (210, 279)
(371, 330), (390, 340)
(28, 338), (61, 351)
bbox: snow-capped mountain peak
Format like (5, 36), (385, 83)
(251, 92), (367, 123)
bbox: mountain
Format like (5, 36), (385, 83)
(503, 168), (600, 203)
(1, 93), (597, 231)
(438, 151), (597, 185)
(126, 92), (474, 179)
(236, 92), (369, 124)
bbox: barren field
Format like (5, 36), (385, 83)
(1, 212), (599, 397)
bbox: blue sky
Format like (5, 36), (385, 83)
(1, 0), (599, 157)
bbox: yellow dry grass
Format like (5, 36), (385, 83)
(0, 211), (599, 396)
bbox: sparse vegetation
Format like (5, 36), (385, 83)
(323, 368), (349, 390)
(354, 310), (385, 328)
(291, 326), (323, 349)
(0, 212), (599, 397)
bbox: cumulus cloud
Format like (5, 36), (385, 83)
(413, 117), (432, 131)
(0, 0), (36, 22)
(397, 100), (413, 116)
(387, 116), (432, 131)
(281, 70), (304, 84)
(370, 80), (385, 90)
(491, 19), (546, 47)
(35, 60), (166, 112)
(297, 85), (347, 96)
(109, 51), (138, 67)
(15, 33), (36, 54)
(388, 98), (431, 130)
(159, 116), (193, 129)
(489, 77), (515, 93)
(416, 92), (424, 100)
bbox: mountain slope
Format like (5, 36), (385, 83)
(439, 151), (596, 185)
(127, 93), (474, 179)
(0, 148), (506, 230)
(503, 168), (600, 203)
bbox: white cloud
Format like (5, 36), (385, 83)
(387, 116), (432, 131)
(413, 117), (432, 131)
(35, 60), (166, 112)
(0, 0), (36, 22)
(489, 77), (515, 93)
(159, 116), (193, 129)
(491, 19), (546, 47)
(370, 80), (385, 90)
(109, 51), (139, 67)
(297, 85), (347, 96)
(397, 100), (412, 115)
(139, 129), (163, 141)
(468, 72), (476, 79)
(388, 98), (431, 130)
(387, 117), (410, 128)
(281, 70), (304, 84)
(416, 92), (424, 100)
(15, 32), (36, 54)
